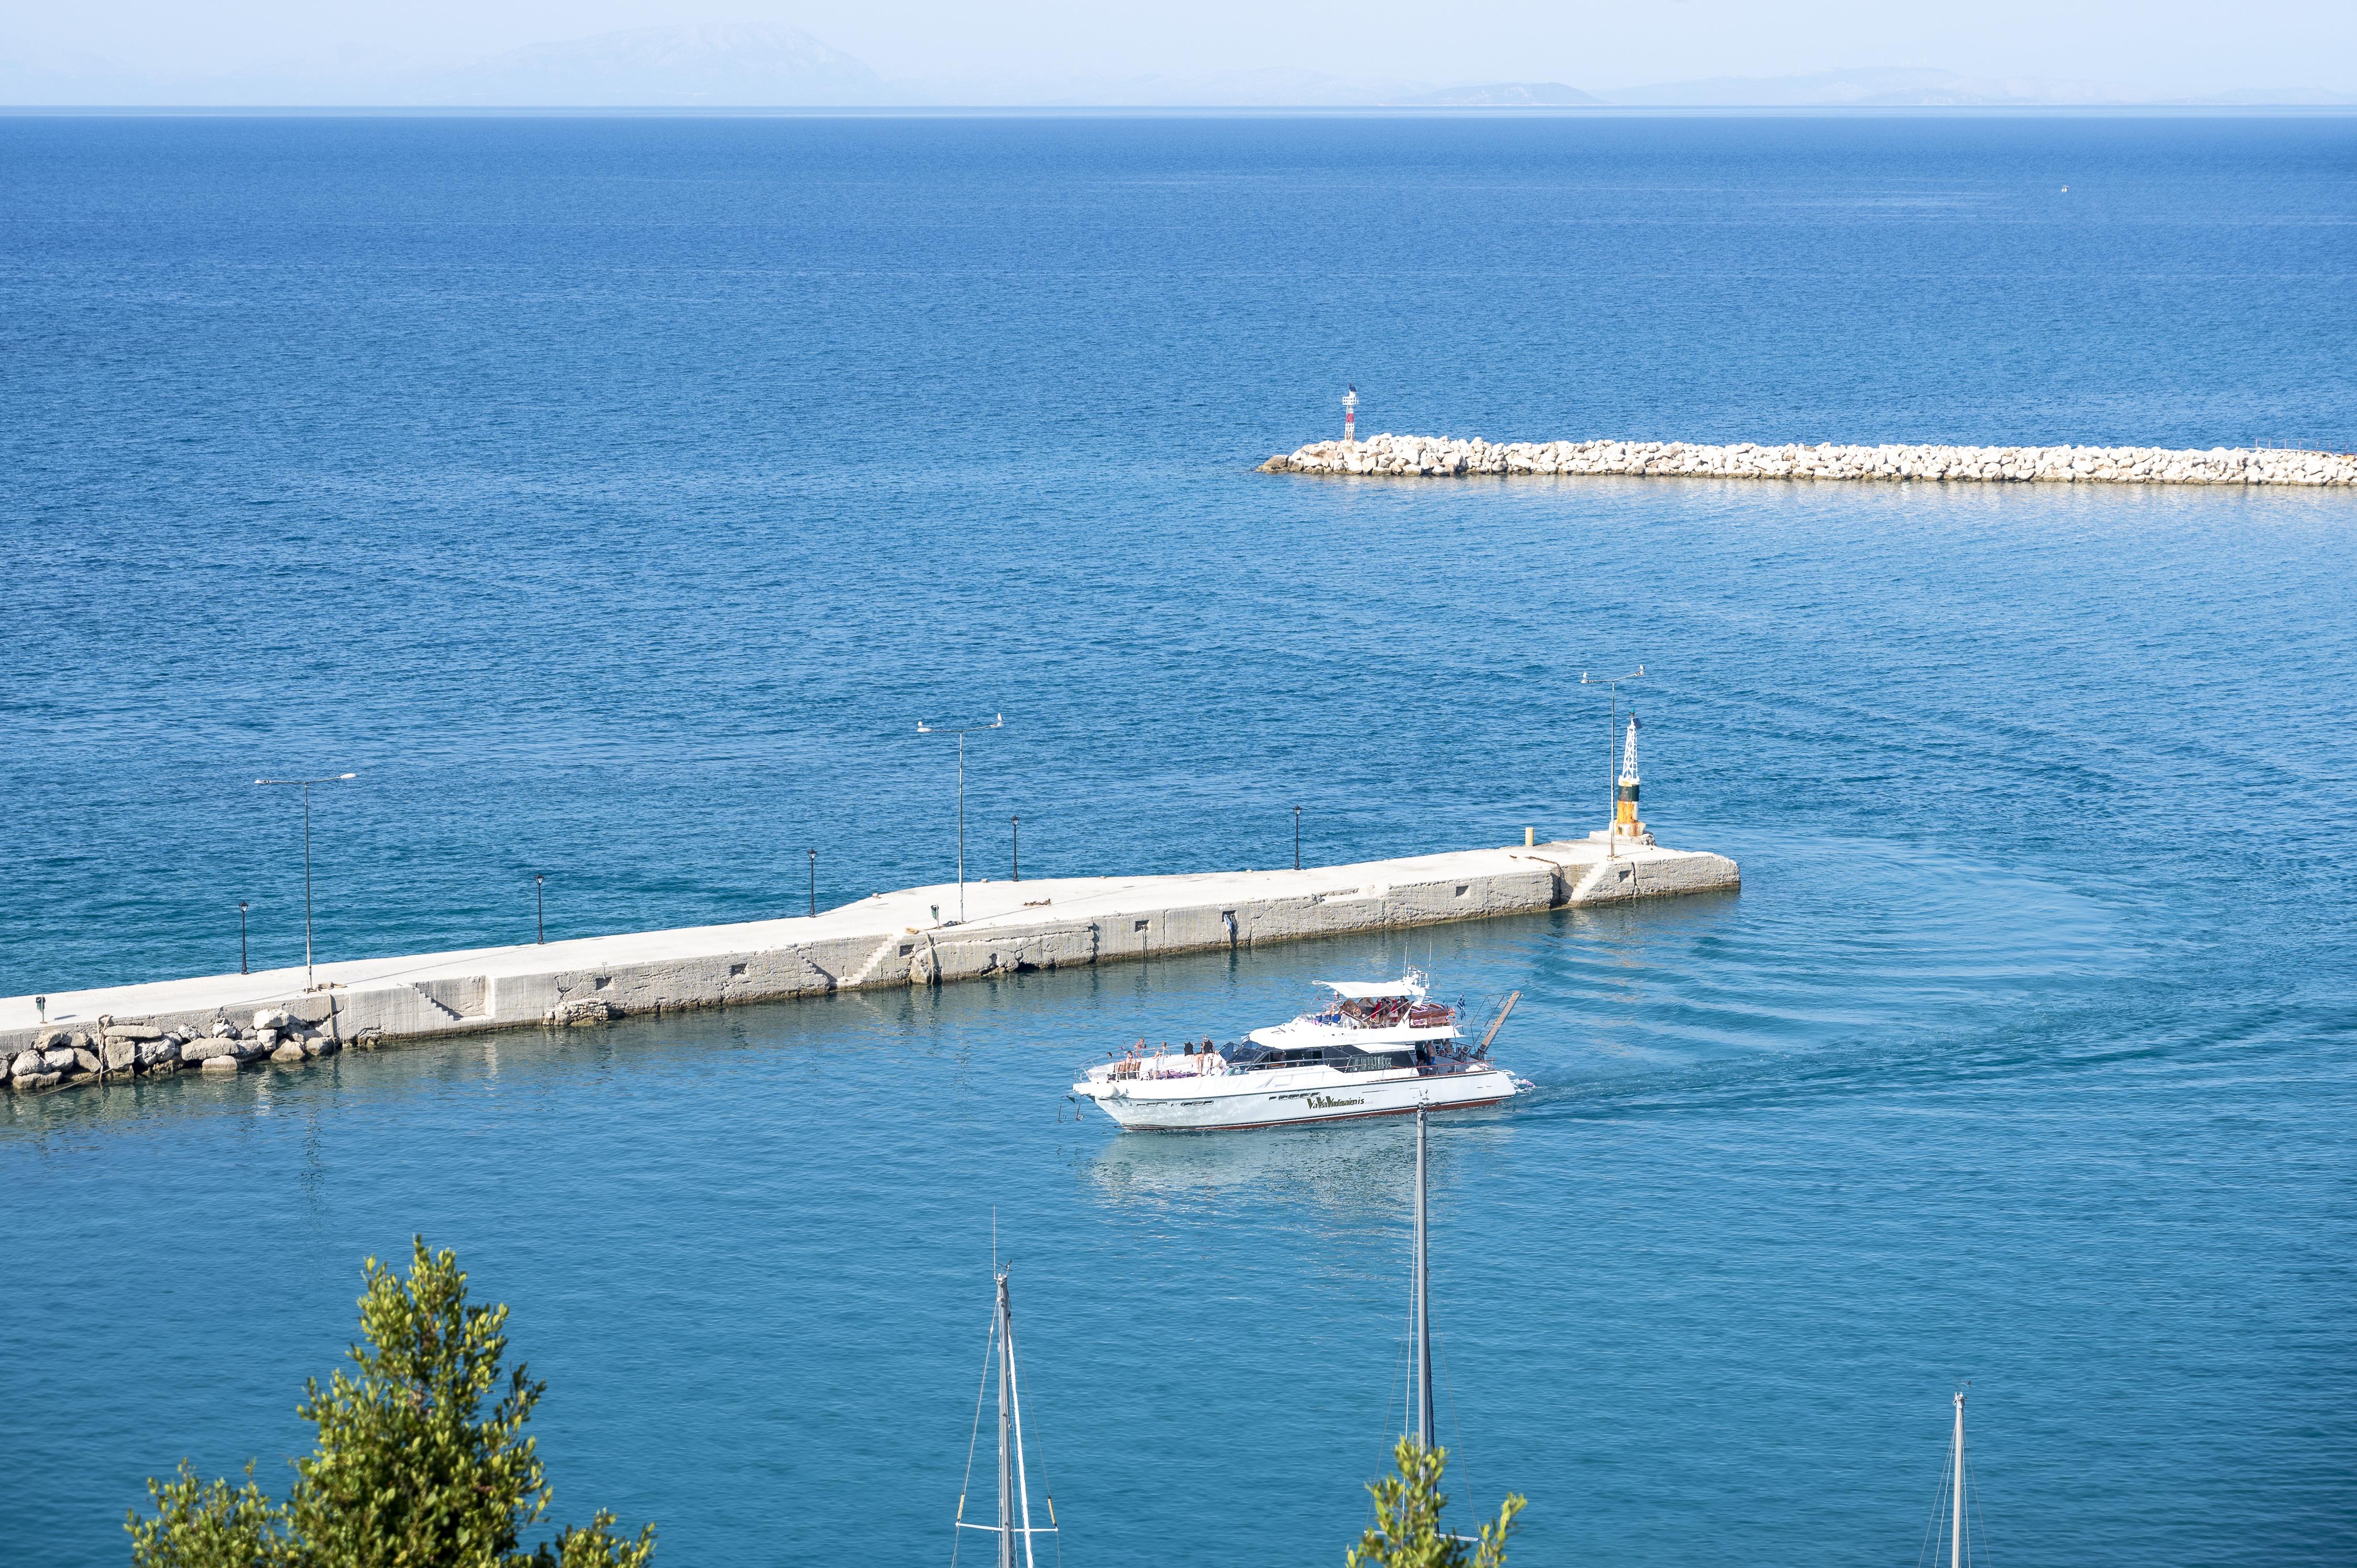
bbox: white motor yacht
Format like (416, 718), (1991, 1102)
(1072, 973), (1528, 1133)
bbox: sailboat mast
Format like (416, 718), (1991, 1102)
(1005, 1276), (1040, 1568)
(996, 1272), (1015, 1568)
(1950, 1388), (1966, 1568)
(1415, 1105), (1435, 1451)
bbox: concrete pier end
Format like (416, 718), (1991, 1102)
(3, 838), (1738, 1081)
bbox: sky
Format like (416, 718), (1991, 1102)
(3, 0), (2354, 100)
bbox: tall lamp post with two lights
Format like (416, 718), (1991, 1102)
(254, 771), (357, 990)
(1578, 666), (1643, 856)
(915, 714), (1001, 923)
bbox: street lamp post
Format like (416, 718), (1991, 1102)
(808, 848), (817, 917)
(239, 901), (249, 974)
(255, 772), (357, 991)
(1293, 805), (1301, 870)
(1579, 668), (1644, 856)
(915, 714), (1002, 923)
(1010, 815), (1020, 883)
(535, 875), (545, 944)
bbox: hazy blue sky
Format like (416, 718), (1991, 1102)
(4, 0), (2353, 96)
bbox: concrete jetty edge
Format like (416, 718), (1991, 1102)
(3, 836), (1737, 1090)
(1261, 434), (2357, 486)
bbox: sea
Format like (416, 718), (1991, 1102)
(2, 110), (2353, 1567)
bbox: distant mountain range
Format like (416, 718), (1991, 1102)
(1, 27), (2350, 108)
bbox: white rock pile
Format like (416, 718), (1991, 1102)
(5, 1009), (345, 1094)
(1262, 435), (2357, 486)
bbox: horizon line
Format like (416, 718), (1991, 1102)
(7, 102), (2356, 117)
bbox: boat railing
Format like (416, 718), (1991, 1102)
(1091, 1056), (1232, 1082)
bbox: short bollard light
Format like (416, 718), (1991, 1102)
(34, 995), (45, 1024)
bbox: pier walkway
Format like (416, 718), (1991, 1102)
(3, 835), (1737, 1084)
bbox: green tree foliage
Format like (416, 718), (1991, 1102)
(1347, 1437), (1525, 1568)
(126, 1463), (292, 1568)
(129, 1240), (654, 1568)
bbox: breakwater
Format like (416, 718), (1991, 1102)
(3, 835), (1736, 1097)
(1261, 435), (2357, 485)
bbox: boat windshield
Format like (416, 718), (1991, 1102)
(1225, 1041), (1422, 1074)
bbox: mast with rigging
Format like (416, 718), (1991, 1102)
(1413, 1103), (1435, 1450)
(1950, 1387), (1966, 1568)
(957, 1265), (1055, 1568)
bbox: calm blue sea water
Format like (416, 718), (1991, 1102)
(3, 113), (2354, 1568)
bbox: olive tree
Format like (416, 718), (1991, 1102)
(1347, 1437), (1525, 1568)
(129, 1240), (654, 1568)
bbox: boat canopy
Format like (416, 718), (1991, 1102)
(1319, 978), (1428, 1001)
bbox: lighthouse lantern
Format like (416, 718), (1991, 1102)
(1611, 716), (1653, 846)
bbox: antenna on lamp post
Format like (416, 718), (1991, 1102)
(915, 714), (1002, 924)
(1579, 667), (1643, 858)
(254, 772), (357, 991)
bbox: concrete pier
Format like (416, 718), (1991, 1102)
(3, 835), (1736, 1090)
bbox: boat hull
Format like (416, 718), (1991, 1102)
(1076, 1065), (1520, 1133)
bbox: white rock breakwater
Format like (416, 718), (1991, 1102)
(5, 1007), (352, 1092)
(1261, 435), (2357, 486)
